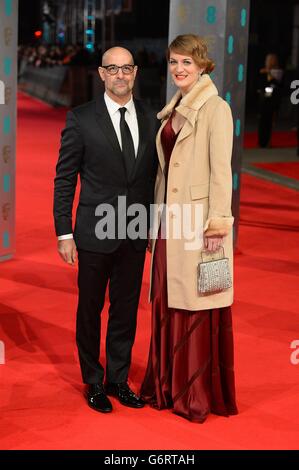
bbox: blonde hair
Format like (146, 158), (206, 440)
(167, 34), (215, 74)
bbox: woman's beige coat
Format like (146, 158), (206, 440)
(150, 74), (234, 310)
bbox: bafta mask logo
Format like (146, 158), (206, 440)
(224, 63), (233, 85)
(177, 4), (187, 24)
(204, 35), (217, 56)
(228, 7), (237, 26)
(235, 89), (244, 107)
(2, 146), (11, 163)
(5, 87), (12, 105)
(2, 203), (10, 221)
(4, 27), (13, 46)
(239, 37), (247, 55)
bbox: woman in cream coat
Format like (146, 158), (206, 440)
(141, 34), (238, 423)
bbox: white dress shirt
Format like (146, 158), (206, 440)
(58, 93), (139, 241)
(104, 92), (139, 156)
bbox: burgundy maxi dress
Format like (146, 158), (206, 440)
(140, 115), (238, 423)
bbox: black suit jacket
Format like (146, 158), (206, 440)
(54, 95), (158, 253)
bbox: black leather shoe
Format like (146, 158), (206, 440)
(105, 382), (145, 408)
(85, 384), (112, 413)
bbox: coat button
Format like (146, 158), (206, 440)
(174, 162), (180, 167)
(172, 188), (178, 193)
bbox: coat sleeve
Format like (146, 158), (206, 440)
(53, 110), (84, 236)
(204, 100), (234, 237)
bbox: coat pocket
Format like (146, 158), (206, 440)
(190, 183), (209, 200)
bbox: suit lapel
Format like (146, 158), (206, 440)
(95, 96), (127, 177)
(95, 95), (151, 182)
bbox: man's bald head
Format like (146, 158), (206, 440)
(102, 47), (134, 66)
(98, 46), (137, 105)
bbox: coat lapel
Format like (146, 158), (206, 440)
(156, 119), (167, 172)
(157, 75), (218, 148)
(174, 114), (195, 145)
(155, 75), (219, 176)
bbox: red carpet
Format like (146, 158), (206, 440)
(0, 92), (299, 449)
(253, 162), (299, 181)
(244, 130), (297, 148)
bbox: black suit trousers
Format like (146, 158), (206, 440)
(76, 240), (146, 384)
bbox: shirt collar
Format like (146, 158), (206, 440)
(104, 92), (135, 116)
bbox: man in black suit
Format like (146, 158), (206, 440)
(54, 47), (158, 413)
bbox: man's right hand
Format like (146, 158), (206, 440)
(58, 239), (77, 265)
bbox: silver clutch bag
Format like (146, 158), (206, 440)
(198, 247), (232, 294)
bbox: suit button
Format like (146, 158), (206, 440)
(174, 162), (180, 167)
(172, 188), (178, 193)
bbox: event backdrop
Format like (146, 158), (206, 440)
(168, 0), (250, 246)
(0, 0), (18, 262)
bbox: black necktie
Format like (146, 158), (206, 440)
(119, 107), (136, 178)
